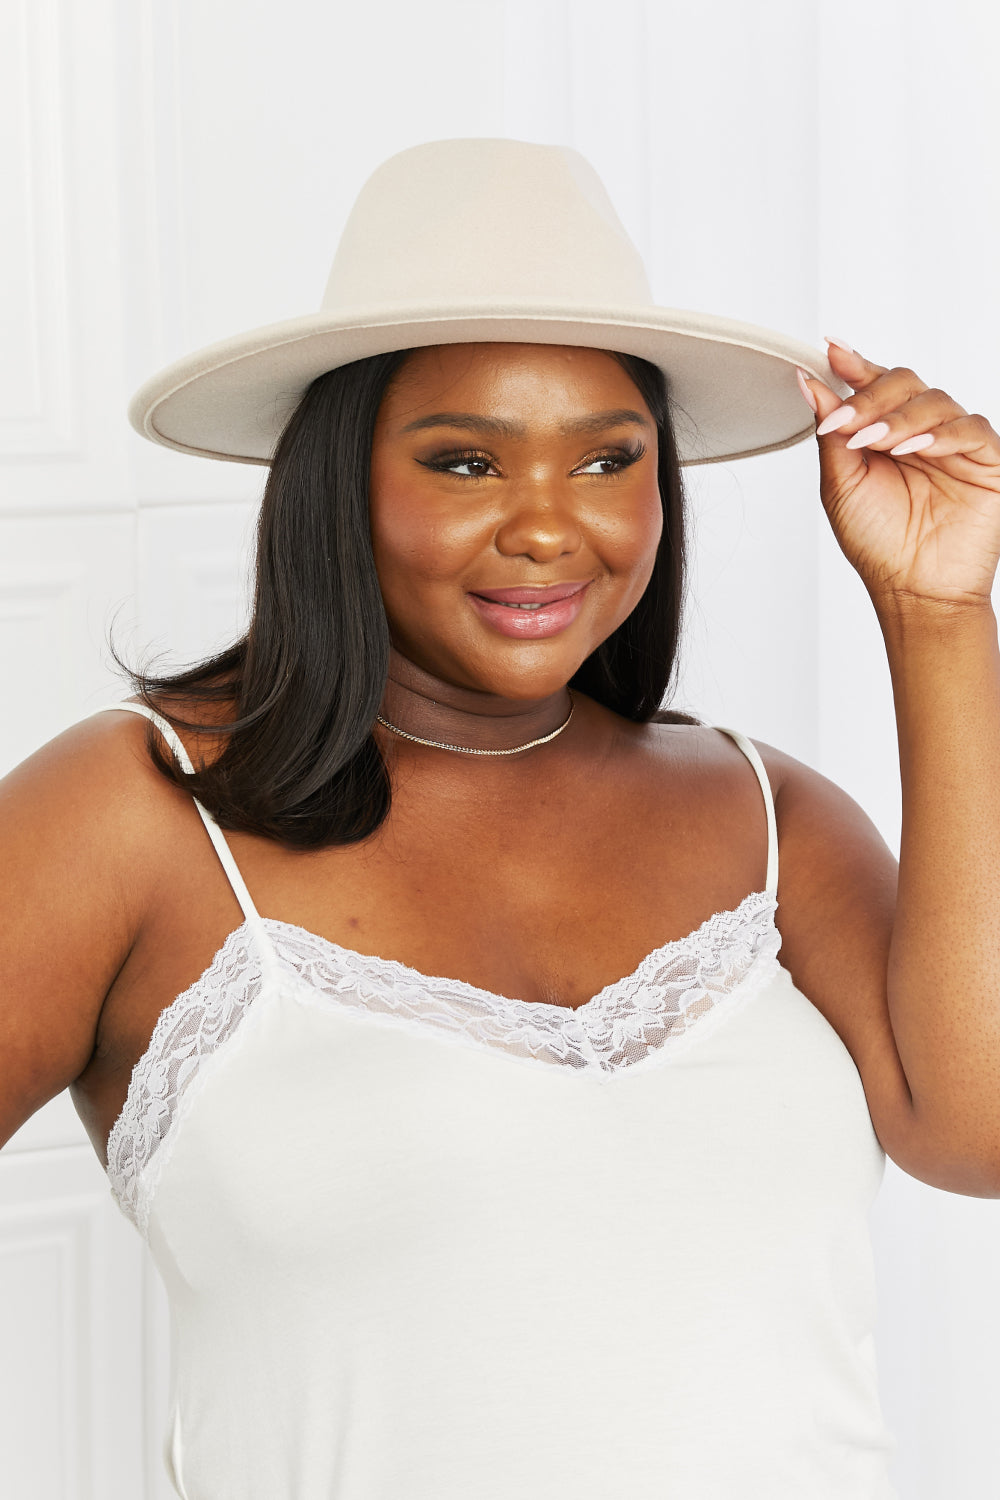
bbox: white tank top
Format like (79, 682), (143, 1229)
(93, 702), (897, 1499)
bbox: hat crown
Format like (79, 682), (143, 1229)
(321, 138), (653, 313)
(130, 136), (838, 468)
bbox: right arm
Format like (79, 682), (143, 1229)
(0, 712), (164, 1147)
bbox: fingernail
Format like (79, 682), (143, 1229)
(795, 367), (818, 413)
(824, 335), (856, 353)
(846, 421), (890, 450)
(889, 432), (935, 456)
(816, 404), (856, 437)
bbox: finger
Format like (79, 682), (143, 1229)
(821, 337), (889, 393)
(805, 374), (873, 491)
(797, 340), (898, 428)
(882, 413), (1000, 466)
(832, 387), (968, 450)
(800, 369), (860, 428)
(815, 365), (933, 437)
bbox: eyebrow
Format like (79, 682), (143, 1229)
(399, 408), (652, 438)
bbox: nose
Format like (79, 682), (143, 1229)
(493, 479), (583, 562)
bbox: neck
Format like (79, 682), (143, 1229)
(376, 652), (574, 755)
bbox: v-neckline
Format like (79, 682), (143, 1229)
(259, 887), (779, 1019)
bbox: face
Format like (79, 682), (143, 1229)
(368, 342), (663, 703)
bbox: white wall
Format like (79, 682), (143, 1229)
(1, 1), (998, 1494)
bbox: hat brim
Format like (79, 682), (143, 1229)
(128, 302), (851, 467)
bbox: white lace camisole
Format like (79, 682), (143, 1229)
(92, 702), (897, 1499)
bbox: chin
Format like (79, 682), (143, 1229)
(466, 659), (585, 702)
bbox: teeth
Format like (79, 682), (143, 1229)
(501, 601), (546, 609)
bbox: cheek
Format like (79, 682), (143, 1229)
(369, 473), (488, 593)
(633, 484), (666, 558)
(586, 479), (664, 579)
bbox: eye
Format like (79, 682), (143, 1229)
(576, 442), (646, 476)
(419, 449), (497, 478)
(446, 457), (494, 478)
(578, 456), (626, 476)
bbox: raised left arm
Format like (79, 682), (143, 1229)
(799, 342), (1000, 1192)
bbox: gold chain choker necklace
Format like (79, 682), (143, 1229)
(376, 691), (575, 757)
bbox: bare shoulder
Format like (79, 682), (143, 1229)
(629, 710), (776, 784)
(0, 696), (222, 825)
(631, 712), (806, 827)
(600, 712), (790, 902)
(728, 734), (900, 1021)
(0, 702), (206, 1147)
(0, 693), (233, 937)
(748, 735), (899, 930)
(2, 703), (186, 843)
(636, 712), (895, 889)
(637, 714), (898, 896)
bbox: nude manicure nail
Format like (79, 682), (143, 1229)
(824, 335), (855, 353)
(889, 433), (935, 456)
(816, 404), (855, 437)
(846, 421), (890, 450)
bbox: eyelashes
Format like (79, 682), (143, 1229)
(419, 439), (647, 480)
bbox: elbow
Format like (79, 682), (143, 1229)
(886, 1112), (1000, 1197)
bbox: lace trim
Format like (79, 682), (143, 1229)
(267, 889), (781, 1074)
(105, 927), (265, 1236)
(106, 892), (781, 1233)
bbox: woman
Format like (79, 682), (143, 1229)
(4, 138), (1000, 1498)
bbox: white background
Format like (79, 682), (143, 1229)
(1, 1), (999, 1494)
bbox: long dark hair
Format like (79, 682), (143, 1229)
(117, 346), (694, 848)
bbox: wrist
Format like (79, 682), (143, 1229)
(870, 587), (997, 636)
(872, 591), (1000, 695)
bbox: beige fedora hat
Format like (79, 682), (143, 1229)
(128, 137), (848, 467)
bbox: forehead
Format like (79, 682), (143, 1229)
(377, 343), (650, 426)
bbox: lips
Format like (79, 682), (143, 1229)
(467, 581), (592, 639)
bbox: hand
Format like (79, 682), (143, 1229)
(799, 341), (1000, 612)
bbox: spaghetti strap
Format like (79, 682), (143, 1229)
(90, 703), (279, 964)
(711, 726), (778, 899)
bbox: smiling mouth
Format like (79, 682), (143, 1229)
(466, 582), (592, 639)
